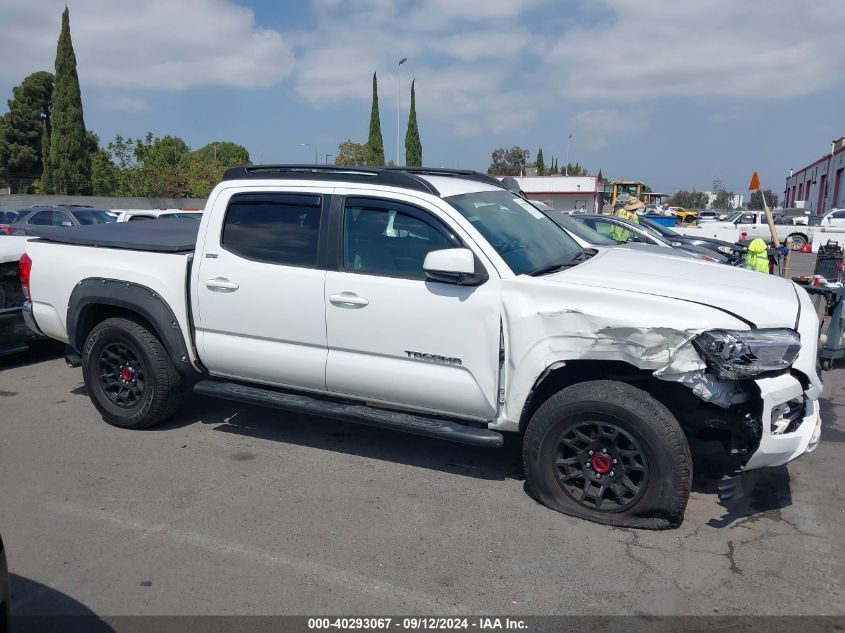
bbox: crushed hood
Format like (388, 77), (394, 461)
(542, 248), (798, 329)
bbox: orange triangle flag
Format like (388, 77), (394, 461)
(748, 171), (761, 190)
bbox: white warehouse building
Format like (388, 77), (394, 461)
(509, 176), (599, 213)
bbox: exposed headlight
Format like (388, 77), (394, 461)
(693, 329), (801, 379)
(717, 245), (737, 255)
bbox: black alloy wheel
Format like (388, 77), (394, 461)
(554, 421), (649, 512)
(98, 341), (145, 408)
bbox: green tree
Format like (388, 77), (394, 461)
(535, 148), (545, 176)
(366, 72), (385, 166)
(596, 169), (609, 184)
(335, 139), (368, 166)
(48, 7), (90, 194)
(136, 134), (190, 197)
(488, 146), (529, 176)
(712, 190), (736, 210)
(40, 114), (51, 192)
(0, 71), (54, 192)
(562, 162), (589, 176)
(90, 149), (118, 195)
(102, 133), (248, 197)
(182, 141), (250, 197)
(748, 189), (778, 210)
(404, 80), (422, 167)
(668, 190), (709, 209)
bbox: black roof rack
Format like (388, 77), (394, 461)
(222, 164), (509, 197)
(383, 167), (507, 191)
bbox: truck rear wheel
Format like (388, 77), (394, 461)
(82, 317), (182, 429)
(522, 380), (691, 529)
(786, 233), (807, 250)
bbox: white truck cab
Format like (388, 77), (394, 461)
(22, 166), (823, 529)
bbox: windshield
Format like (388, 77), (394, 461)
(547, 213), (616, 246)
(446, 190), (583, 275)
(638, 216), (680, 238)
(725, 211), (743, 222)
(72, 210), (117, 225)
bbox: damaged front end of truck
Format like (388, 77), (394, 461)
(499, 274), (823, 480)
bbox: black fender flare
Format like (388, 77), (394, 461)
(68, 278), (199, 376)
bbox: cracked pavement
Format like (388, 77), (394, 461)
(1, 344), (843, 616)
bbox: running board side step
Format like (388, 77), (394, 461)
(193, 380), (504, 448)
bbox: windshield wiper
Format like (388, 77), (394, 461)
(529, 250), (593, 276)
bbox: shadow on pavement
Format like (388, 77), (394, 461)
(0, 341), (64, 371)
(10, 574), (114, 632)
(706, 466), (793, 528)
(819, 395), (845, 443)
(157, 394), (526, 482)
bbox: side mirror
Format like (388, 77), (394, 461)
(423, 248), (488, 286)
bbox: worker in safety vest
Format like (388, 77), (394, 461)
(610, 197), (643, 242)
(744, 238), (769, 273)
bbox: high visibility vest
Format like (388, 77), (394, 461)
(610, 208), (639, 242)
(744, 238), (769, 273)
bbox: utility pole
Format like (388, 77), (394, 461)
(396, 57), (407, 166)
(300, 143), (317, 164)
(565, 134), (573, 176)
(325, 154), (333, 164)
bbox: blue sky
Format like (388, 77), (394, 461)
(1, 0), (842, 196)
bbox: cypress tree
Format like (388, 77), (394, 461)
(48, 7), (90, 194)
(366, 72), (385, 166)
(405, 79), (422, 167)
(535, 148), (545, 176)
(40, 114), (52, 192)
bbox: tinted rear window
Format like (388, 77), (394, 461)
(222, 193), (322, 267)
(72, 210), (116, 225)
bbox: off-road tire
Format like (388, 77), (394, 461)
(523, 380), (691, 529)
(82, 317), (182, 429)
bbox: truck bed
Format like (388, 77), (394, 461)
(28, 221), (198, 253)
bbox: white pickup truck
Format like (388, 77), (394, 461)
(677, 209), (845, 250)
(22, 166), (823, 529)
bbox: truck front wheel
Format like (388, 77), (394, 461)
(523, 380), (691, 529)
(82, 317), (183, 429)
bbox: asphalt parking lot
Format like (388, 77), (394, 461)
(1, 337), (843, 619)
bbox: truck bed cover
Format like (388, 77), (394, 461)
(28, 221), (198, 253)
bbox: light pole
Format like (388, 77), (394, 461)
(396, 57), (407, 166)
(325, 154), (333, 165)
(300, 143), (317, 164)
(565, 134), (573, 176)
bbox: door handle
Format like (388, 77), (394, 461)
(329, 292), (369, 308)
(205, 277), (239, 292)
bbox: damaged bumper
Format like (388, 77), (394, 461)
(743, 374), (821, 470)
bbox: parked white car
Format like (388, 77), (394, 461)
(820, 208), (845, 228)
(22, 166), (822, 529)
(110, 209), (202, 222)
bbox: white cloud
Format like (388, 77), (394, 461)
(545, 0), (845, 101)
(96, 94), (149, 113)
(0, 0), (294, 90)
(291, 0), (545, 135)
(572, 109), (648, 150)
(2, 0), (842, 143)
